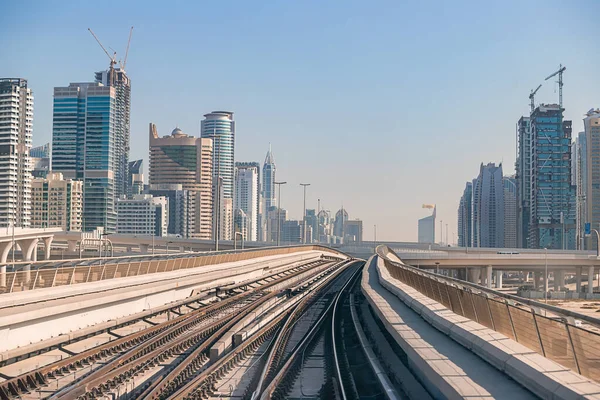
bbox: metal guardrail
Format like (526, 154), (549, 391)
(376, 245), (600, 382)
(0, 245), (346, 295)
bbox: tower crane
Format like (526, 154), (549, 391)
(120, 26), (134, 71)
(545, 64), (566, 108)
(529, 84), (542, 113)
(88, 28), (117, 70)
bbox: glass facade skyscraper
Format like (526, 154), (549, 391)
(529, 104), (575, 249)
(52, 82), (117, 232)
(261, 145), (276, 241)
(201, 111), (235, 199)
(457, 182), (472, 247)
(516, 116), (531, 248)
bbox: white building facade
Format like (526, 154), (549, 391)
(116, 194), (168, 237)
(234, 162), (259, 241)
(0, 78), (33, 228)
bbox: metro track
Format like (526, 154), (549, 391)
(0, 257), (344, 400)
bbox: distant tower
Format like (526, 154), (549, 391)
(201, 111), (235, 240)
(471, 163), (504, 248)
(418, 205), (436, 244)
(95, 67), (131, 199)
(234, 162), (260, 241)
(261, 144), (276, 240)
(0, 78), (33, 228)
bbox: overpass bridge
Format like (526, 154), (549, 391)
(1, 243), (600, 399)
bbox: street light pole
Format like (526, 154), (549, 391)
(300, 183), (310, 244)
(274, 181), (287, 246)
(544, 247), (548, 303)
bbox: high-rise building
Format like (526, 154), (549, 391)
(305, 209), (318, 243)
(148, 184), (196, 238)
(128, 159), (144, 196)
(95, 68), (131, 198)
(457, 183), (472, 247)
(52, 81), (117, 232)
(317, 209), (333, 243)
(30, 143), (50, 158)
(583, 109), (600, 250)
(503, 176), (517, 248)
(574, 131), (588, 249)
(30, 143), (51, 179)
(116, 194), (168, 237)
(282, 220), (302, 244)
(266, 206), (287, 243)
(31, 172), (83, 231)
(515, 116), (531, 248)
(471, 163), (504, 248)
(418, 206), (436, 244)
(345, 219), (363, 244)
(234, 162), (260, 241)
(0, 78), (33, 228)
(529, 104), (575, 249)
(261, 145), (276, 240)
(220, 198), (233, 241)
(201, 111), (235, 239)
(334, 208), (348, 238)
(149, 124), (213, 239)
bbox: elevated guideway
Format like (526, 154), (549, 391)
(363, 244), (600, 399)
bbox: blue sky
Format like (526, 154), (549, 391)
(2, 0), (599, 241)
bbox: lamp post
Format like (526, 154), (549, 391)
(274, 181), (287, 246)
(544, 247), (548, 303)
(300, 183), (310, 244)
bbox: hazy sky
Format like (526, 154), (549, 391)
(2, 1), (599, 242)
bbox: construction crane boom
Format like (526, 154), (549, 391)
(122, 26), (134, 70)
(88, 28), (117, 68)
(529, 84), (542, 113)
(545, 64), (566, 108)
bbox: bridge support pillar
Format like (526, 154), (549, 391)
(588, 266), (594, 295)
(495, 271), (503, 289)
(576, 267), (582, 293)
(43, 237), (53, 260)
(468, 267), (481, 284)
(485, 265), (493, 288)
(139, 244), (149, 254)
(554, 270), (564, 291)
(533, 272), (540, 290)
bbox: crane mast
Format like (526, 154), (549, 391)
(545, 64), (566, 108)
(529, 84), (542, 113)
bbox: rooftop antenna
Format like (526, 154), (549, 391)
(545, 64), (566, 108)
(529, 84), (542, 113)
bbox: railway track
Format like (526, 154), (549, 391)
(0, 257), (344, 400)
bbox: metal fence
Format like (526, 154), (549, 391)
(0, 245), (343, 295)
(378, 255), (600, 382)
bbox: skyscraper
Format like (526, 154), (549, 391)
(261, 145), (276, 241)
(201, 111), (235, 240)
(334, 208), (348, 238)
(583, 109), (600, 249)
(418, 206), (436, 244)
(529, 104), (576, 249)
(503, 176), (517, 248)
(95, 68), (131, 198)
(149, 124), (213, 239)
(127, 159), (144, 196)
(574, 131), (588, 249)
(471, 163), (504, 248)
(52, 81), (117, 232)
(0, 78), (33, 228)
(234, 162), (260, 241)
(457, 183), (472, 247)
(515, 116), (531, 248)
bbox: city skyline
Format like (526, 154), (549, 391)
(3, 1), (599, 241)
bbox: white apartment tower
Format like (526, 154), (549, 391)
(0, 78), (33, 228)
(234, 162), (260, 241)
